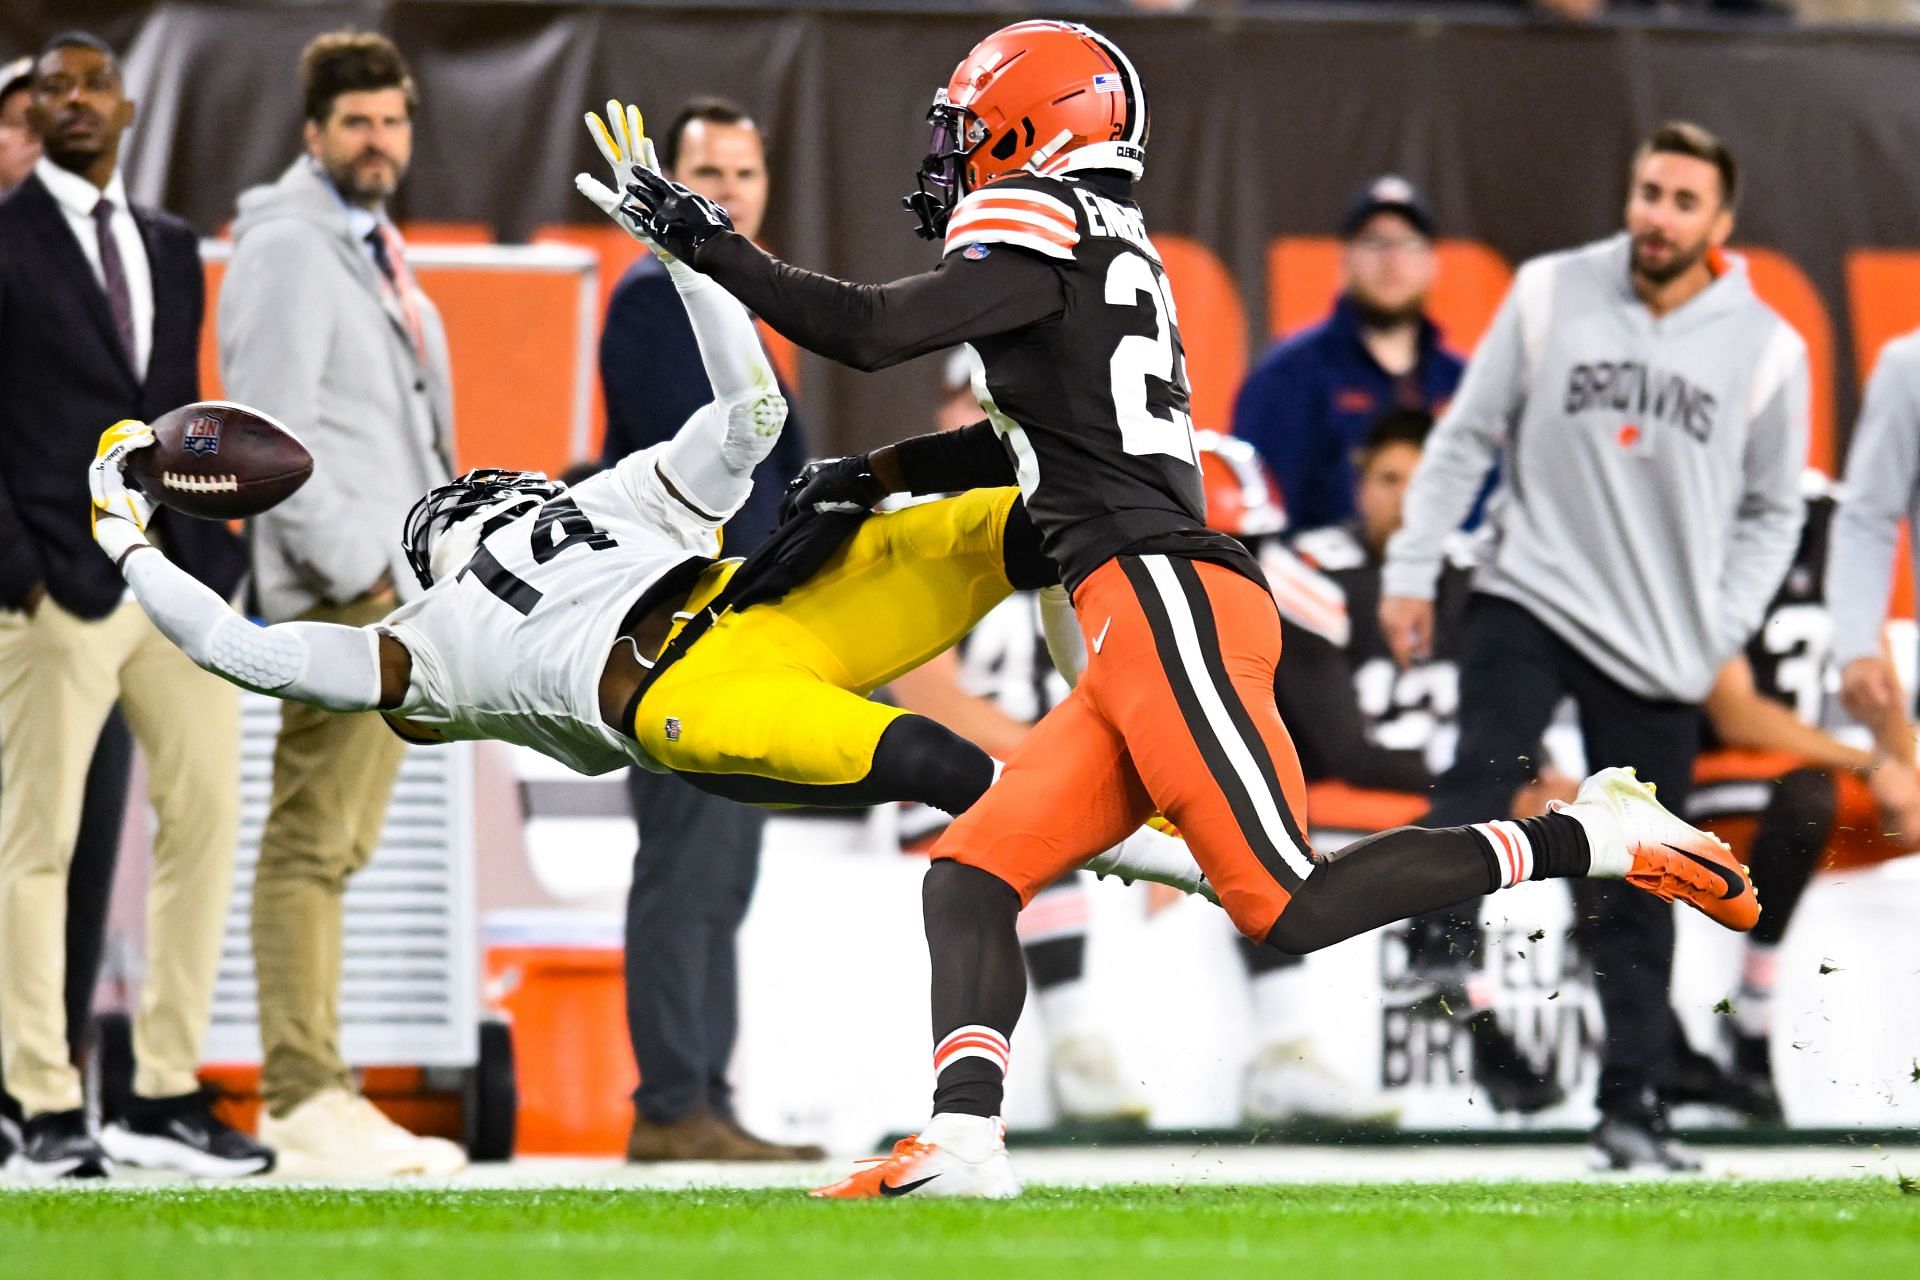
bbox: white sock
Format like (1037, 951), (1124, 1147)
(1560, 798), (1632, 877)
(1247, 964), (1314, 1047)
(919, 1111), (1001, 1160)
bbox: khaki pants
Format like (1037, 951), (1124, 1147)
(251, 595), (407, 1117)
(0, 598), (239, 1116)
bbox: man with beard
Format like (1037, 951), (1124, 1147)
(1232, 177), (1463, 531)
(1381, 122), (1809, 1170)
(217, 30), (460, 1177)
(0, 31), (256, 1179)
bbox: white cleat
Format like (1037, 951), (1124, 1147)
(811, 1114), (1021, 1199)
(1556, 766), (1759, 931)
(1084, 821), (1216, 903)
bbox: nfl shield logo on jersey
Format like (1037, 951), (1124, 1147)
(963, 243), (992, 261)
(182, 414), (223, 456)
(664, 716), (682, 742)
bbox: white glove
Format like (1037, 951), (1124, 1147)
(575, 99), (687, 272)
(90, 419), (158, 564)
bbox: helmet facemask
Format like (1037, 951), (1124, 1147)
(402, 469), (564, 589)
(904, 91), (985, 240)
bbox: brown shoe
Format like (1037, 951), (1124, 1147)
(722, 1115), (826, 1162)
(627, 1109), (822, 1163)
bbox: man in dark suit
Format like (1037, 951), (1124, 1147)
(0, 31), (267, 1181)
(598, 97), (818, 1163)
(0, 48), (139, 1170)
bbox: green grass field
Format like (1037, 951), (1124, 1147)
(4, 1182), (1916, 1280)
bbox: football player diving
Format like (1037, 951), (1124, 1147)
(82, 104), (1203, 902)
(610, 18), (1764, 1198)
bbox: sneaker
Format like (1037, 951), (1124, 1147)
(1467, 1013), (1566, 1115)
(1557, 767), (1760, 931)
(7, 1109), (112, 1181)
(627, 1109), (824, 1163)
(101, 1089), (274, 1178)
(1242, 1040), (1398, 1123)
(1048, 1033), (1149, 1124)
(1587, 1104), (1701, 1173)
(722, 1116), (827, 1162)
(0, 1091), (22, 1165)
(259, 1088), (467, 1178)
(811, 1114), (1020, 1199)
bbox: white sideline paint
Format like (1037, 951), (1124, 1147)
(6, 1145), (1917, 1191)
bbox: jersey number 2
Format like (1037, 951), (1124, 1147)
(1105, 251), (1196, 465)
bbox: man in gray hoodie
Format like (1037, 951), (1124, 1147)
(217, 30), (457, 1178)
(1381, 123), (1808, 1170)
(1826, 328), (1920, 785)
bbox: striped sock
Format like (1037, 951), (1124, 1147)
(932, 1025), (1011, 1118)
(1471, 819), (1537, 888)
(1470, 811), (1592, 888)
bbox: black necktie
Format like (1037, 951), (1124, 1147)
(93, 197), (138, 372)
(366, 227), (397, 284)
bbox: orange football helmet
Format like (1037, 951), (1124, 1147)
(905, 20), (1149, 239)
(1196, 431), (1287, 541)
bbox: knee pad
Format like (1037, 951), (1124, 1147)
(870, 715), (995, 816)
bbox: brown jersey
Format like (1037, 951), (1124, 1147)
(946, 173), (1257, 589)
(694, 171), (1258, 591)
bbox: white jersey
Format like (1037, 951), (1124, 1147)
(380, 446), (725, 775)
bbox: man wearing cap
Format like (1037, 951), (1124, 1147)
(1232, 176), (1463, 531)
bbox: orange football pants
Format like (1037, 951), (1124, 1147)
(931, 553), (1315, 938)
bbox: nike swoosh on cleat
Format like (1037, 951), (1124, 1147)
(878, 1174), (940, 1197)
(1665, 844), (1744, 900)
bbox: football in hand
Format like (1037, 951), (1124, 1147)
(126, 401), (313, 520)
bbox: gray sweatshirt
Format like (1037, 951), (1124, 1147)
(1383, 234), (1809, 703)
(1827, 328), (1920, 670)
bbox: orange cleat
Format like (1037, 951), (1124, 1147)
(1560, 767), (1760, 932)
(810, 1122), (1020, 1200)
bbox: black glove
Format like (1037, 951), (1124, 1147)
(622, 166), (735, 264)
(779, 455), (885, 525)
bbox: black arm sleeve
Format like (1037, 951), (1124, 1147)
(891, 420), (1018, 495)
(695, 233), (1066, 373)
(1273, 622), (1434, 793)
(1000, 498), (1057, 591)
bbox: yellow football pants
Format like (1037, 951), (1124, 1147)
(633, 487), (1020, 799)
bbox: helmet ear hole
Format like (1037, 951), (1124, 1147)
(991, 130), (1019, 162)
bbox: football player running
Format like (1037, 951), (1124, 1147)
(613, 20), (1764, 1198)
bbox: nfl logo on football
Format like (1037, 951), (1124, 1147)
(182, 414), (223, 456)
